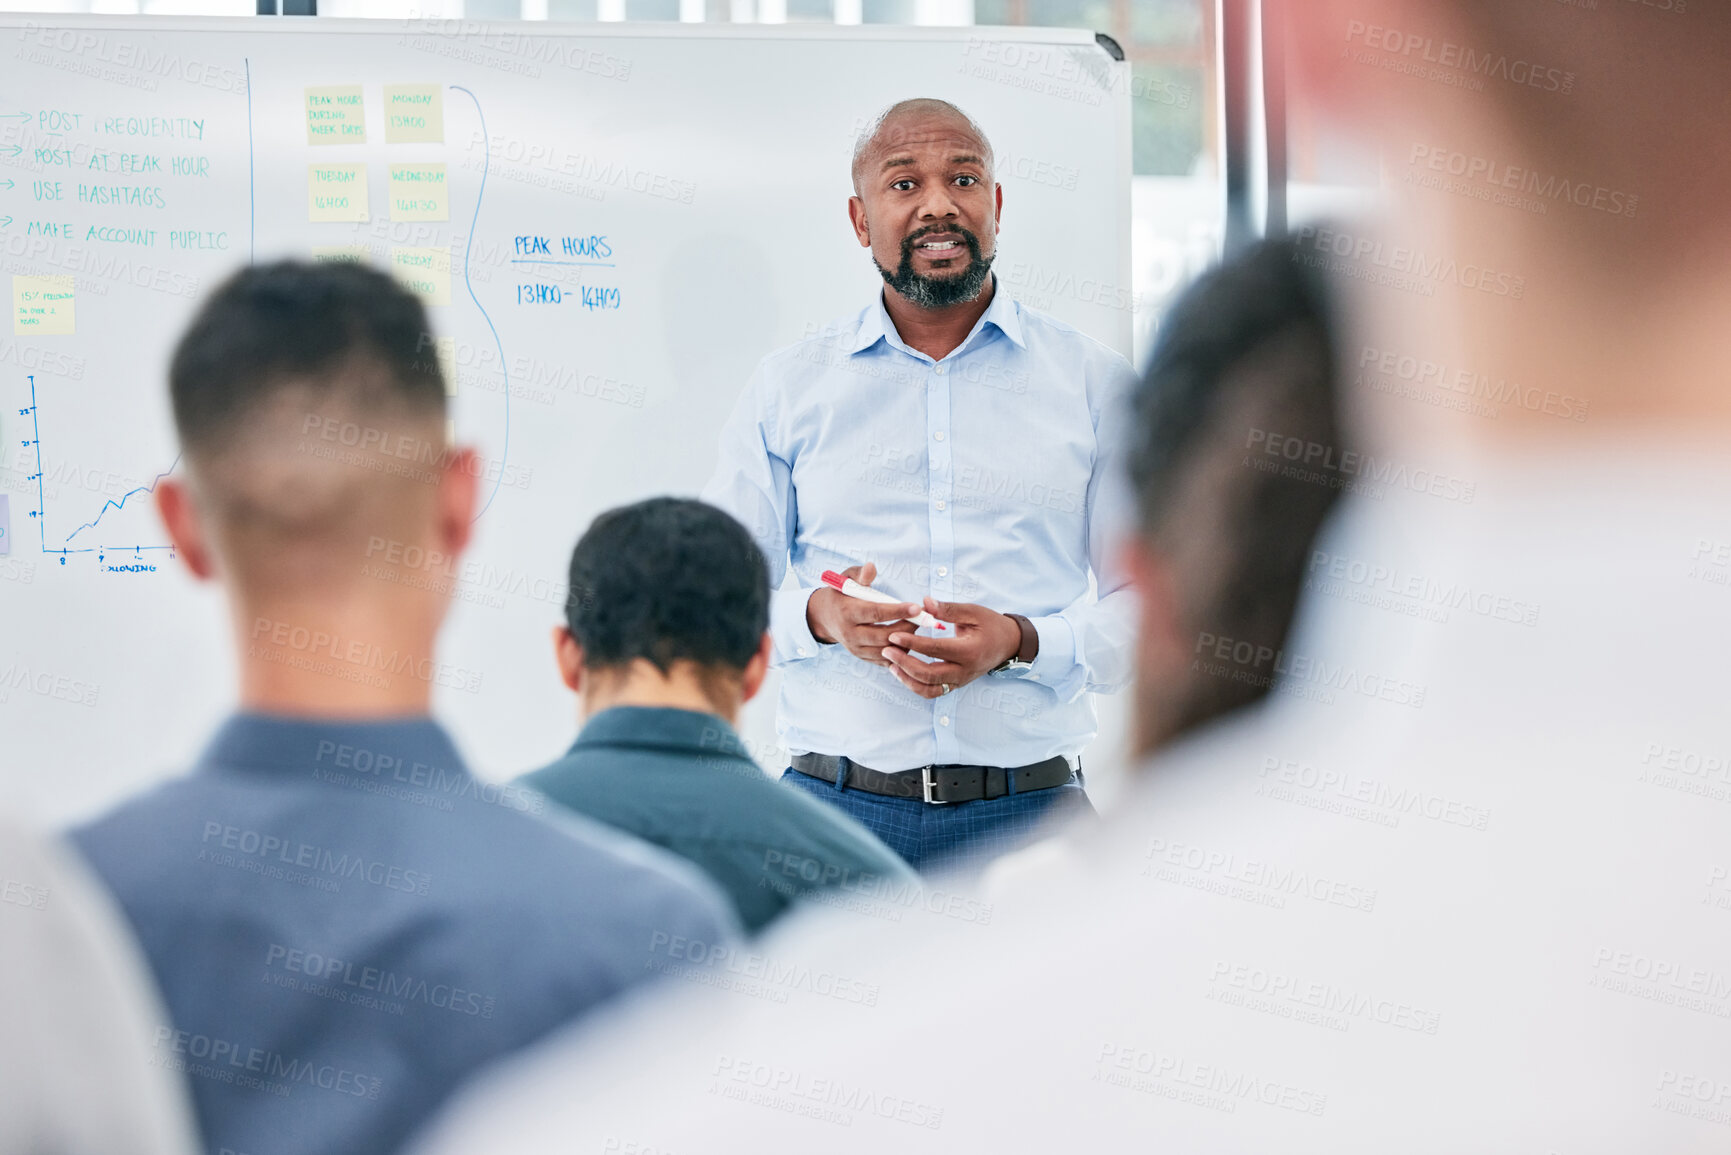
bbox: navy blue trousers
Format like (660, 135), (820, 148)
(781, 764), (1096, 874)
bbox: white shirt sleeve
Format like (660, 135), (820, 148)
(1006, 353), (1141, 702)
(701, 362), (825, 667)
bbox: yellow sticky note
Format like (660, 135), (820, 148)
(311, 245), (372, 264)
(308, 164), (369, 223)
(305, 85), (367, 145)
(389, 163), (449, 222)
(384, 85), (444, 144)
(13, 275), (75, 335)
(391, 247), (452, 306)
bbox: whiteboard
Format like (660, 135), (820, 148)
(0, 14), (1132, 825)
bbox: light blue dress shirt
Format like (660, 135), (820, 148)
(703, 281), (1139, 773)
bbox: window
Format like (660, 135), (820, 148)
(975, 0), (1217, 363)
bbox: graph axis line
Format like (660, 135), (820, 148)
(28, 373), (46, 552)
(21, 374), (178, 562)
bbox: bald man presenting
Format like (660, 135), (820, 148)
(703, 99), (1137, 872)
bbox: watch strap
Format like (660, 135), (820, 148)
(991, 613), (1038, 673)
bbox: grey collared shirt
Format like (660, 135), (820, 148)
(74, 712), (735, 1155)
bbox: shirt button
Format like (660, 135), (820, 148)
(1030, 673), (1040, 681)
(798, 646), (810, 657)
(935, 500), (946, 511)
(935, 365), (947, 375)
(939, 716), (951, 726)
(934, 431), (946, 442)
(937, 566), (948, 577)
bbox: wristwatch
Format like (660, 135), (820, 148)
(989, 613), (1038, 675)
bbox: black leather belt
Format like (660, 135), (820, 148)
(790, 752), (1075, 805)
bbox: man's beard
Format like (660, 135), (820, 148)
(874, 225), (994, 309)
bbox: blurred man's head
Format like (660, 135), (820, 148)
(1123, 239), (1342, 755)
(155, 260), (477, 607)
(848, 98), (1001, 311)
(553, 498), (773, 723)
(1283, 0), (1731, 437)
(1286, 0), (1731, 241)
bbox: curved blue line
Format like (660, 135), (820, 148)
(64, 454), (180, 543)
(450, 84), (507, 523)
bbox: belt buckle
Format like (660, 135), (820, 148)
(920, 766), (948, 805)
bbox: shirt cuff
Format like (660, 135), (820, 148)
(1018, 614), (1076, 687)
(770, 583), (825, 666)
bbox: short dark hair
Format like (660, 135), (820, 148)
(566, 498), (769, 678)
(1128, 236), (1342, 727)
(169, 260), (445, 463)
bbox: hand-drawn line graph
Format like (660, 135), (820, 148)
(64, 455), (180, 543)
(18, 374), (178, 567)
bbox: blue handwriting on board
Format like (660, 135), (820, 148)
(170, 230), (229, 249)
(511, 235), (612, 258)
(63, 455), (181, 543)
(514, 283), (620, 309)
(507, 234), (614, 269)
(563, 235), (610, 258)
(517, 283), (562, 305)
(580, 286), (620, 311)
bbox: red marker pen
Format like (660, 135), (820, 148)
(821, 570), (949, 632)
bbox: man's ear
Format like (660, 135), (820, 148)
(552, 625), (583, 693)
(993, 181), (1003, 236)
(155, 477), (217, 580)
(847, 195), (871, 248)
(438, 444), (480, 558)
(741, 631), (773, 704)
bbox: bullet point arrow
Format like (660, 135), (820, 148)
(0, 179), (13, 189)
(0, 217), (11, 229)
(0, 146), (19, 158)
(0, 111), (28, 121)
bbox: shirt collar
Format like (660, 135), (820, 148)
(196, 712), (467, 780)
(850, 275), (1026, 358)
(850, 295), (890, 354)
(572, 706), (754, 764)
(976, 279), (1027, 350)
